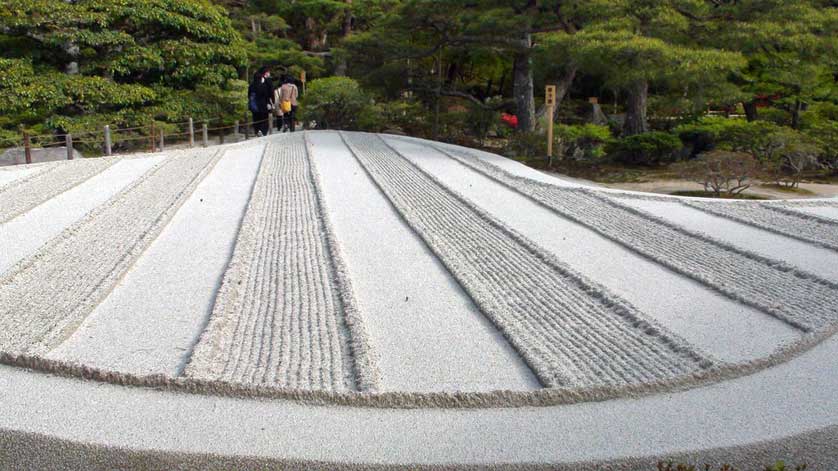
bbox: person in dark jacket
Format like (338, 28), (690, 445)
(248, 66), (274, 137)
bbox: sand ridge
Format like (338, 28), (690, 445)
(432, 142), (838, 334)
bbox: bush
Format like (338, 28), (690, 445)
(505, 131), (546, 160)
(466, 101), (500, 143)
(356, 99), (431, 136)
(300, 77), (368, 130)
(672, 150), (760, 197)
(554, 124), (612, 162)
(607, 131), (682, 166)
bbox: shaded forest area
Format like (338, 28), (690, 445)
(0, 1), (835, 188)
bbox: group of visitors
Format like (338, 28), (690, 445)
(248, 66), (300, 137)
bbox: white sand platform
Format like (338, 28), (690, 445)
(0, 131), (836, 468)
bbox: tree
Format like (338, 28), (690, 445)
(0, 0), (247, 138)
(555, 1), (746, 136)
(347, 0), (608, 133)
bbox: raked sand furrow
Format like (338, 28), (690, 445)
(0, 149), (222, 355)
(781, 204), (838, 222)
(342, 132), (711, 389)
(685, 201), (838, 251)
(436, 144), (838, 333)
(46, 145), (264, 376)
(185, 134), (367, 392)
(0, 158), (115, 224)
(0, 156), (165, 276)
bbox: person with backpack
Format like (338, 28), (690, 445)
(248, 66), (274, 137)
(274, 75), (299, 133)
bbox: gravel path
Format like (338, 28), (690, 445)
(386, 137), (799, 363)
(0, 156), (164, 275)
(185, 134), (376, 392)
(343, 132), (711, 389)
(307, 132), (538, 392)
(48, 145), (265, 376)
(0, 149), (222, 355)
(436, 144), (838, 334)
(0, 157), (114, 224)
(686, 201), (838, 251)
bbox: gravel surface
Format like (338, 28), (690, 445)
(0, 148), (221, 354)
(0, 166), (45, 188)
(307, 131), (538, 392)
(1, 333), (837, 467)
(48, 145), (265, 376)
(386, 137), (799, 363)
(783, 205), (838, 221)
(0, 157), (114, 224)
(687, 201), (838, 251)
(436, 144), (838, 334)
(185, 134), (376, 392)
(620, 198), (838, 281)
(0, 155), (163, 275)
(343, 132), (712, 388)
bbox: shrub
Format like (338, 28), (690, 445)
(607, 131), (682, 166)
(466, 101), (500, 143)
(505, 131), (545, 161)
(554, 124), (613, 162)
(759, 128), (822, 188)
(300, 77), (368, 130)
(672, 150), (760, 197)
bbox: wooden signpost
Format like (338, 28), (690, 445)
(545, 85), (557, 166)
(300, 70), (307, 95)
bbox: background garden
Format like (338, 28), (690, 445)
(0, 0), (835, 196)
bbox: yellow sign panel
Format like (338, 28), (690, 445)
(300, 70), (307, 83)
(545, 85), (557, 106)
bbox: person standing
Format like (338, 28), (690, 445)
(248, 66), (274, 136)
(275, 75), (299, 133)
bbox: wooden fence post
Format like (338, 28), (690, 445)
(268, 114), (274, 135)
(159, 129), (165, 151)
(188, 118), (195, 148)
(234, 120), (240, 136)
(104, 125), (112, 156)
(244, 114), (250, 140)
(202, 123), (208, 147)
(66, 134), (74, 160)
(23, 132), (32, 164)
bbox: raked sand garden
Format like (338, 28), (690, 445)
(1, 131), (837, 468)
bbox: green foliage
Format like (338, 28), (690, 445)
(554, 124), (613, 161)
(607, 131), (682, 166)
(301, 76), (369, 129)
(0, 0), (246, 141)
(505, 131), (546, 161)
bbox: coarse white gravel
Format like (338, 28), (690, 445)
(386, 137), (801, 363)
(0, 165), (46, 188)
(0, 155), (164, 275)
(618, 198), (838, 281)
(307, 131), (539, 392)
(0, 157), (115, 224)
(185, 134), (373, 391)
(0, 148), (221, 354)
(344, 132), (712, 388)
(686, 200), (838, 252)
(1, 332), (837, 467)
(780, 204), (838, 222)
(437, 144), (838, 334)
(48, 145), (265, 376)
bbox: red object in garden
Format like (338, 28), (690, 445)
(501, 113), (518, 128)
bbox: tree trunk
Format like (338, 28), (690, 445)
(334, 0), (353, 76)
(549, 66), (577, 123)
(791, 99), (803, 129)
(743, 100), (759, 122)
(512, 34), (535, 133)
(623, 80), (649, 136)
